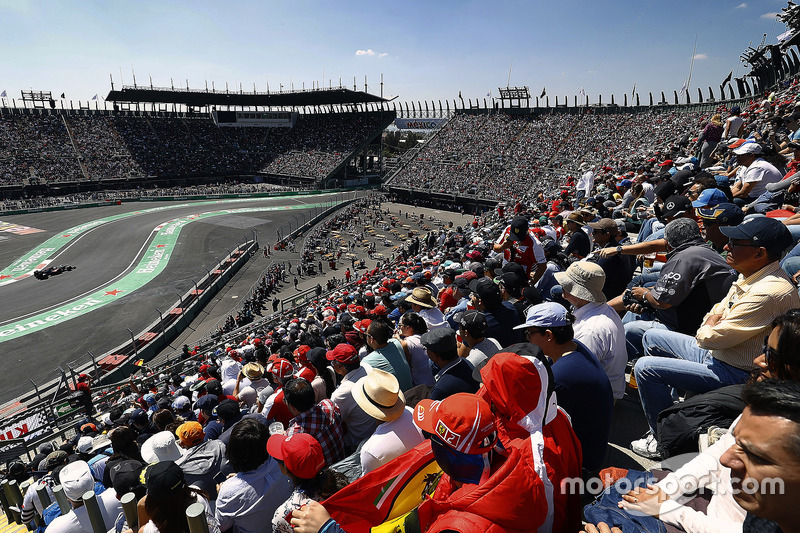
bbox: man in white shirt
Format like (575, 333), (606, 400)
(576, 163), (595, 203)
(555, 261), (627, 399)
(45, 461), (122, 533)
(353, 369), (424, 475)
(327, 343), (378, 450)
(730, 142), (783, 205)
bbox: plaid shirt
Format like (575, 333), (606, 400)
(288, 399), (346, 465)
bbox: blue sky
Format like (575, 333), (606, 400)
(0, 0), (792, 106)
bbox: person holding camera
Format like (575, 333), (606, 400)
(613, 218), (736, 361)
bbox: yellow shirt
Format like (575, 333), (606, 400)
(696, 262), (800, 370)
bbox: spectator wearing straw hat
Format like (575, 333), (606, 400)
(45, 460), (123, 533)
(233, 362), (269, 397)
(405, 287), (447, 330)
(353, 369), (424, 474)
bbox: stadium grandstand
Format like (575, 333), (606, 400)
(0, 86), (395, 199)
(6, 2), (800, 533)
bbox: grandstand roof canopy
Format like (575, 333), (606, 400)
(105, 86), (388, 107)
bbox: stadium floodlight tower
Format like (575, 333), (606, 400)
(498, 86), (530, 109)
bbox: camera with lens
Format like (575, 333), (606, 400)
(623, 288), (653, 312)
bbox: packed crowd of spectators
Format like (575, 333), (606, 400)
(262, 113), (389, 179)
(7, 124), (800, 533)
(389, 109), (708, 204)
(10, 84), (800, 532)
(0, 111), (389, 185)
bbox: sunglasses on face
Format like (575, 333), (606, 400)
(727, 239), (760, 250)
(762, 336), (778, 370)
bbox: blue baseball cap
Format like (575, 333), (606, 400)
(720, 217), (794, 255)
(513, 302), (571, 329)
(691, 188), (728, 208)
(196, 394), (219, 412)
(619, 179), (633, 187)
(696, 203), (744, 226)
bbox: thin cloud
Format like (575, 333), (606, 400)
(355, 49), (388, 57)
(693, 53), (708, 60)
(761, 12), (780, 20)
(735, 3), (747, 9)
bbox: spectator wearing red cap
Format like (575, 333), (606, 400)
(413, 393), (548, 532)
(268, 432), (348, 533)
(260, 359), (296, 428)
(284, 378), (346, 466)
(327, 344), (378, 450)
(294, 346), (326, 403)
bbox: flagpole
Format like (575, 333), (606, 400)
(507, 59), (513, 87)
(686, 34), (698, 93)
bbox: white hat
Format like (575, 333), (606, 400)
(352, 369), (406, 423)
(141, 431), (184, 464)
(59, 460), (94, 500)
(733, 142), (763, 155)
(76, 436), (94, 455)
(554, 261), (607, 303)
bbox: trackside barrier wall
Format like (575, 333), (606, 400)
(0, 187), (377, 216)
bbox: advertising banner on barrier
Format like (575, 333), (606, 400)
(394, 118), (445, 130)
(0, 410), (50, 442)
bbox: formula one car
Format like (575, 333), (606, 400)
(33, 265), (76, 280)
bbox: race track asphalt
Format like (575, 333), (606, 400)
(0, 194), (337, 402)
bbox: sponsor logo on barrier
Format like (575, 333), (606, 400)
(394, 118), (445, 130)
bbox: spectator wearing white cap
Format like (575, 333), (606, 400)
(141, 431), (184, 464)
(45, 460), (122, 533)
(730, 142), (782, 207)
